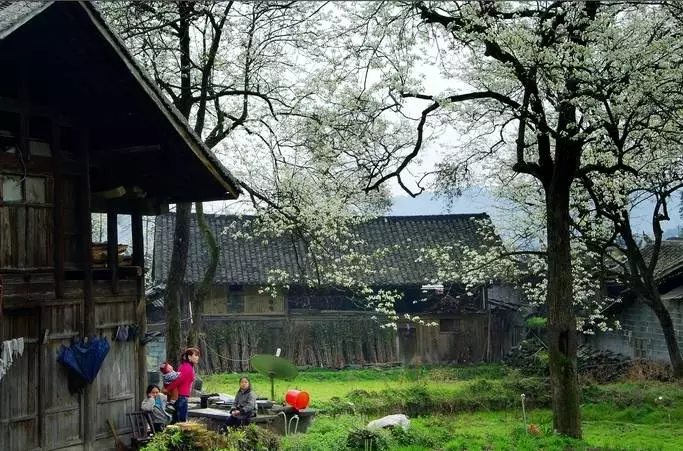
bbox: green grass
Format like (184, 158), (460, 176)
(202, 364), (508, 406)
(202, 365), (683, 450)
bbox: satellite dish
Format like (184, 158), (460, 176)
(250, 354), (298, 401)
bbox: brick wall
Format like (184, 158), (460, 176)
(583, 297), (683, 362)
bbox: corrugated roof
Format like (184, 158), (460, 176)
(153, 213), (493, 286)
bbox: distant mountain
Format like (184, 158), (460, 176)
(390, 189), (683, 239)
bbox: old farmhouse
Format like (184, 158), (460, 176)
(0, 2), (240, 450)
(584, 238), (683, 362)
(150, 213), (525, 373)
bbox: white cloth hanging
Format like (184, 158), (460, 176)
(0, 338), (26, 382)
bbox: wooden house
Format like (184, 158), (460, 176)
(0, 2), (240, 450)
(151, 214), (524, 372)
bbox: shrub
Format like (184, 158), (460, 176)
(141, 423), (233, 451)
(345, 427), (389, 451)
(625, 359), (673, 382)
(141, 423), (280, 451)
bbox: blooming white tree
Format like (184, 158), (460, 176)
(330, 1), (683, 437)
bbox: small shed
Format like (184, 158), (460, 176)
(0, 2), (239, 450)
(583, 239), (683, 361)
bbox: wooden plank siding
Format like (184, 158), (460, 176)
(0, 280), (141, 451)
(41, 304), (83, 451)
(0, 310), (40, 451)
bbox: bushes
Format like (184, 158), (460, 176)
(281, 415), (452, 451)
(141, 423), (280, 451)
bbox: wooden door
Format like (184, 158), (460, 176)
(0, 309), (40, 451)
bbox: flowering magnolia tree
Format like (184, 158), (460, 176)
(330, 1), (683, 437)
(104, 1), (683, 437)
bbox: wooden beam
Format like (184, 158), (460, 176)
(52, 121), (64, 298)
(80, 127), (95, 448)
(91, 197), (168, 216)
(96, 144), (161, 154)
(107, 208), (118, 295)
(131, 208), (147, 408)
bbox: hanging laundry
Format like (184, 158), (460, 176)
(0, 337), (25, 382)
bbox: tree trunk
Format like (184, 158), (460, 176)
(648, 292), (683, 378)
(165, 3), (194, 366)
(186, 202), (220, 348)
(166, 202), (192, 366)
(545, 179), (581, 438)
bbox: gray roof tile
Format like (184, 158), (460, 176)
(153, 213), (492, 286)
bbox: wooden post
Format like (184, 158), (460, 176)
(131, 208), (147, 403)
(80, 129), (95, 450)
(52, 121), (64, 298)
(107, 208), (119, 294)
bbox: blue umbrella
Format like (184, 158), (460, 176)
(58, 336), (110, 384)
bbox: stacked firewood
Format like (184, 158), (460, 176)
(504, 337), (633, 383)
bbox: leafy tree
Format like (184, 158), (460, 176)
(102, 0), (333, 361)
(332, 1), (683, 437)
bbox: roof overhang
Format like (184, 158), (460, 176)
(0, 1), (241, 204)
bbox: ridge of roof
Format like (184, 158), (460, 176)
(159, 212), (490, 221)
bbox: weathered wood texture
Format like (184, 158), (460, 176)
(201, 313), (398, 372)
(400, 311), (523, 365)
(0, 310), (40, 451)
(1, 280), (141, 451)
(205, 285), (285, 315)
(0, 204), (54, 269)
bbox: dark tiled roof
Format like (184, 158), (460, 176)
(0, 1), (241, 199)
(646, 239), (683, 281)
(153, 213), (492, 286)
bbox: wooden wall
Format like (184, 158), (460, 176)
(0, 278), (140, 451)
(173, 284), (524, 373)
(201, 312), (398, 373)
(0, 174), (54, 269)
(399, 310), (523, 365)
(204, 285), (285, 315)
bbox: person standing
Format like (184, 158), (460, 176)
(163, 347), (200, 422)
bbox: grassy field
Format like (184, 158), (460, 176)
(203, 364), (508, 406)
(202, 365), (683, 450)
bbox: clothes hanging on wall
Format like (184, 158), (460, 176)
(0, 337), (25, 382)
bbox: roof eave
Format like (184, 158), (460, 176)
(77, 2), (241, 199)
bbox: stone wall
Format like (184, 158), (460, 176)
(583, 297), (683, 361)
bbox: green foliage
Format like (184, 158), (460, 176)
(141, 423), (279, 451)
(141, 424), (232, 451)
(524, 316), (548, 329)
(345, 427), (389, 451)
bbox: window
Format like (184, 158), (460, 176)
(440, 319), (457, 332)
(227, 285), (245, 313)
(0, 175), (46, 203)
(0, 173), (51, 268)
(1, 175), (22, 202)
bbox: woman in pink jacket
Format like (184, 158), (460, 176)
(163, 347), (200, 422)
